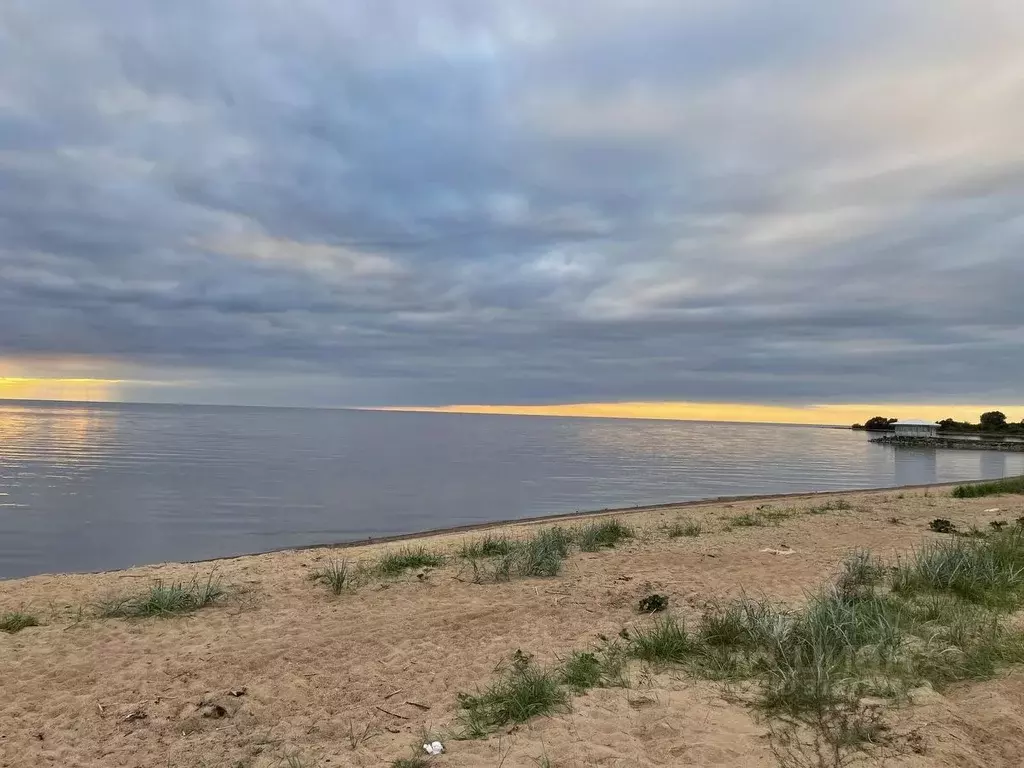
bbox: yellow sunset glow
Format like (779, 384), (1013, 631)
(377, 401), (1023, 426)
(0, 377), (121, 402)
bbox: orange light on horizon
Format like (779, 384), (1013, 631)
(373, 401), (1024, 426)
(0, 377), (122, 402)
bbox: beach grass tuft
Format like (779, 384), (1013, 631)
(729, 509), (792, 528)
(457, 650), (569, 738)
(376, 547), (446, 576)
(390, 758), (430, 768)
(96, 573), (224, 618)
(458, 534), (516, 559)
(310, 559), (355, 594)
(460, 526), (574, 582)
(576, 519), (634, 551)
(890, 526), (1024, 608)
(807, 499), (853, 514)
(0, 611), (40, 633)
(628, 615), (693, 664)
(666, 520), (702, 538)
(951, 475), (1024, 498)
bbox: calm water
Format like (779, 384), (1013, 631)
(2, 401), (1023, 578)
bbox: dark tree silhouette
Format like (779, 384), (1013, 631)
(980, 411), (1008, 429)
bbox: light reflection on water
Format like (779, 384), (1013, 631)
(1, 402), (1022, 578)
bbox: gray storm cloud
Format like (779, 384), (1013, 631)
(1, 1), (1022, 406)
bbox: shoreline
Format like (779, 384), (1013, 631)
(7, 476), (1014, 581)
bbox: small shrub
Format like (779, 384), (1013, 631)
(991, 520), (1008, 531)
(929, 519), (957, 534)
(638, 593), (669, 613)
(576, 519), (633, 552)
(952, 476), (1024, 498)
(310, 559), (354, 594)
(97, 574), (223, 618)
(377, 547), (446, 576)
(0, 612), (40, 633)
(457, 650), (569, 737)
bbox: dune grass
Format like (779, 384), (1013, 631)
(952, 475), (1024, 498)
(0, 611), (40, 633)
(462, 526), (574, 582)
(729, 508), (792, 528)
(376, 547), (446, 576)
(666, 520), (702, 538)
(310, 559), (355, 594)
(890, 526), (1024, 608)
(458, 534), (516, 559)
(390, 758), (430, 768)
(456, 650), (569, 738)
(807, 499), (853, 514)
(576, 519), (634, 551)
(96, 574), (224, 618)
(450, 530), (1024, 760)
(558, 641), (630, 692)
(620, 537), (1024, 718)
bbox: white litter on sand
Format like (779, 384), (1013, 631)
(760, 547), (797, 556)
(423, 741), (444, 756)
(984, 508), (1001, 513)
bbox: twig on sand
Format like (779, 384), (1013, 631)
(405, 700), (431, 710)
(375, 706), (409, 720)
(383, 688), (403, 699)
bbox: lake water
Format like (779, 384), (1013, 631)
(2, 401), (1023, 578)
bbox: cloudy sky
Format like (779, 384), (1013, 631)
(1, 1), (1022, 420)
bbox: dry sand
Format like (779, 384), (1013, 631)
(3, 485), (1024, 767)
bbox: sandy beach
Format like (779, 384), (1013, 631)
(4, 484), (1024, 768)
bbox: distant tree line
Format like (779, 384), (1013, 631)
(852, 411), (1024, 434)
(851, 416), (898, 431)
(936, 411), (1024, 435)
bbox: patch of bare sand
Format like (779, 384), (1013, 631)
(2, 486), (1024, 767)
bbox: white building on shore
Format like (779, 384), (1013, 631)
(893, 419), (938, 438)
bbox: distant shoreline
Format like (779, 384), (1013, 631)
(870, 435), (1024, 452)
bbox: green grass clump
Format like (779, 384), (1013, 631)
(808, 499), (853, 514)
(576, 519), (633, 551)
(97, 574), (223, 618)
(310, 559), (355, 594)
(952, 475), (1024, 498)
(628, 615), (693, 664)
(510, 527), (573, 578)
(890, 527), (1024, 608)
(457, 650), (569, 737)
(376, 547), (446, 576)
(461, 527), (574, 582)
(0, 612), (40, 633)
(458, 534), (516, 559)
(559, 651), (604, 692)
(729, 509), (791, 528)
(559, 641), (631, 691)
(390, 758), (429, 768)
(666, 520), (702, 538)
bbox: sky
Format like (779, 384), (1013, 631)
(1, 1), (1022, 424)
